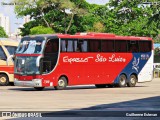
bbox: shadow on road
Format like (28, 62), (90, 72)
(7, 96), (160, 120)
(41, 96), (160, 117)
(8, 85), (148, 91)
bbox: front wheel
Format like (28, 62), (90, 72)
(34, 87), (44, 91)
(54, 77), (68, 90)
(0, 74), (9, 86)
(127, 75), (137, 87)
(117, 74), (127, 87)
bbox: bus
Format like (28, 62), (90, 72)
(0, 38), (18, 86)
(14, 33), (153, 90)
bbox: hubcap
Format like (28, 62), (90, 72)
(130, 77), (136, 85)
(58, 79), (65, 87)
(0, 77), (6, 83)
(120, 77), (126, 85)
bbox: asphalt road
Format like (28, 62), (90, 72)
(0, 78), (160, 119)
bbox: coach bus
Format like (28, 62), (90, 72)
(14, 33), (153, 90)
(0, 38), (18, 85)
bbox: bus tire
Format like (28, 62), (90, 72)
(34, 87), (44, 91)
(95, 84), (106, 88)
(117, 74), (127, 87)
(0, 74), (9, 86)
(55, 77), (67, 90)
(127, 75), (137, 87)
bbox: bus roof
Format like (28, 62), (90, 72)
(24, 33), (153, 41)
(0, 38), (19, 46)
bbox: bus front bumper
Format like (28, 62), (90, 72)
(14, 79), (42, 87)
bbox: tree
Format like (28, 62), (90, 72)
(143, 0), (160, 29)
(30, 26), (54, 35)
(0, 26), (8, 38)
(87, 22), (105, 32)
(107, 0), (159, 38)
(14, 0), (88, 34)
(20, 20), (40, 36)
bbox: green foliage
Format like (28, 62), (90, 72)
(14, 0), (160, 42)
(106, 0), (160, 39)
(0, 26), (8, 38)
(30, 26), (54, 35)
(14, 0), (89, 35)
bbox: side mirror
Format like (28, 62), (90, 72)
(7, 55), (14, 66)
(36, 55), (44, 67)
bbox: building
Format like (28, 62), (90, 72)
(0, 13), (10, 35)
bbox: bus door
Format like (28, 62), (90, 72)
(41, 39), (59, 75)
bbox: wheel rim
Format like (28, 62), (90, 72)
(120, 77), (126, 85)
(58, 79), (65, 87)
(130, 77), (136, 85)
(0, 77), (7, 83)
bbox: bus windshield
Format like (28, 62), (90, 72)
(16, 39), (46, 54)
(15, 56), (40, 75)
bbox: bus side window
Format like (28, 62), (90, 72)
(139, 41), (151, 52)
(5, 46), (17, 55)
(0, 46), (7, 60)
(74, 40), (78, 52)
(115, 40), (127, 52)
(61, 40), (66, 52)
(102, 40), (114, 52)
(89, 40), (101, 52)
(67, 40), (73, 52)
(75, 40), (88, 52)
(81, 40), (87, 52)
(128, 41), (139, 53)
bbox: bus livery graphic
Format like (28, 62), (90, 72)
(14, 33), (153, 90)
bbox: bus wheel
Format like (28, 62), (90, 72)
(95, 84), (106, 88)
(34, 87), (44, 91)
(55, 77), (67, 90)
(127, 75), (137, 87)
(117, 74), (127, 87)
(0, 74), (9, 86)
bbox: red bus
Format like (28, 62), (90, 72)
(14, 33), (153, 90)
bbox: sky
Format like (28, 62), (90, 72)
(0, 0), (109, 33)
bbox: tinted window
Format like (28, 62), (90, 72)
(127, 41), (139, 53)
(139, 41), (152, 52)
(115, 40), (127, 52)
(61, 40), (74, 52)
(45, 39), (59, 53)
(76, 40), (88, 52)
(61, 40), (66, 52)
(0, 46), (7, 60)
(5, 46), (17, 55)
(102, 40), (114, 52)
(89, 40), (101, 52)
(61, 39), (88, 52)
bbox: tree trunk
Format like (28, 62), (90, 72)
(40, 8), (50, 28)
(65, 13), (74, 34)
